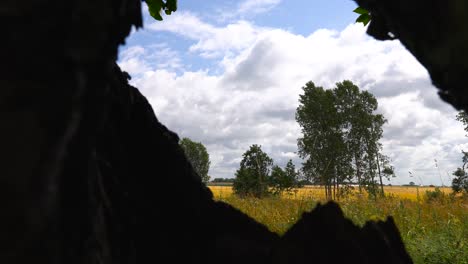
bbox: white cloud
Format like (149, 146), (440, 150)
(237, 0), (282, 15)
(238, 0), (281, 13)
(215, 0), (282, 22)
(119, 44), (182, 76)
(119, 46), (152, 76)
(120, 18), (466, 185)
(147, 11), (267, 58)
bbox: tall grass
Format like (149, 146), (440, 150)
(209, 186), (468, 264)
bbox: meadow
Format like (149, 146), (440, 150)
(209, 185), (468, 264)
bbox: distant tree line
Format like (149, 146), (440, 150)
(211, 178), (235, 183)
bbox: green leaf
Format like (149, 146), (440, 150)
(166, 0), (178, 12)
(145, 0), (177, 21)
(356, 13), (371, 26)
(146, 0), (164, 21)
(353, 7), (369, 15)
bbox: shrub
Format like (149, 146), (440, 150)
(424, 187), (446, 203)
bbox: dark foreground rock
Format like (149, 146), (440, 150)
(6, 0), (466, 263)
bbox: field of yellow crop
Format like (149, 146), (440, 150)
(209, 185), (453, 201)
(208, 185), (467, 264)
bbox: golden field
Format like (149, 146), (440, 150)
(208, 185), (467, 264)
(209, 185), (454, 201)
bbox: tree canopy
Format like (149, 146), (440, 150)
(233, 145), (273, 198)
(180, 137), (211, 183)
(456, 111), (468, 135)
(270, 160), (300, 195)
(453, 111), (468, 193)
(296, 80), (388, 199)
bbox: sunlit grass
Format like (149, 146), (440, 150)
(208, 185), (468, 264)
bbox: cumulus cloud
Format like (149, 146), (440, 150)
(119, 44), (182, 76)
(147, 11), (267, 58)
(120, 15), (466, 185)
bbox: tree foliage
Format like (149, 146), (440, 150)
(211, 178), (235, 183)
(296, 80), (388, 199)
(353, 7), (371, 26)
(269, 166), (287, 195)
(145, 0), (178, 21)
(453, 111), (468, 193)
(456, 111), (468, 135)
(296, 82), (344, 199)
(269, 160), (300, 195)
(451, 149), (468, 194)
(180, 137), (211, 183)
(452, 167), (468, 193)
(233, 145), (273, 198)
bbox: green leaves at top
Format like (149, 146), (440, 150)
(145, 0), (178, 21)
(165, 0), (177, 14)
(353, 7), (371, 26)
(353, 7), (368, 15)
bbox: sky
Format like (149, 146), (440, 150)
(118, 0), (468, 185)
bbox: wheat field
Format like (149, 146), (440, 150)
(208, 185), (467, 264)
(209, 185), (453, 201)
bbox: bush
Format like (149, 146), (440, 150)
(424, 187), (446, 203)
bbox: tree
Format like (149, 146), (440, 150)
(456, 111), (468, 132)
(269, 160), (300, 195)
(179, 137), (211, 183)
(451, 150), (468, 194)
(452, 168), (468, 193)
(377, 153), (395, 196)
(453, 112), (468, 193)
(269, 166), (287, 195)
(233, 145), (273, 198)
(296, 82), (344, 200)
(284, 160), (300, 186)
(211, 178), (235, 183)
(296, 80), (386, 200)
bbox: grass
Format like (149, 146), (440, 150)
(209, 186), (468, 264)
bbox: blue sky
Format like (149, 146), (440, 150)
(118, 0), (467, 185)
(122, 1), (359, 74)
(177, 0), (358, 35)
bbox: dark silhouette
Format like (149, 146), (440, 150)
(272, 203), (412, 264)
(6, 0), (466, 263)
(354, 0), (468, 111)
